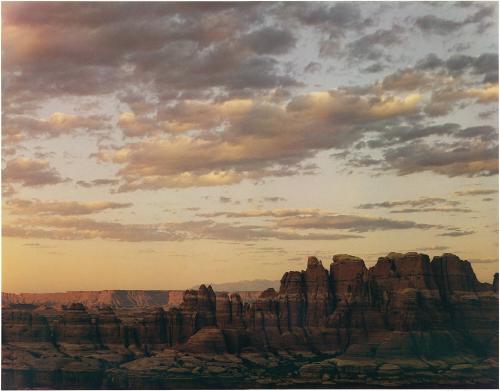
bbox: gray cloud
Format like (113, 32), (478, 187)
(382, 140), (498, 177)
(198, 208), (446, 233)
(304, 62), (322, 73)
(275, 214), (439, 232)
(415, 53), (443, 70)
(358, 197), (461, 210)
(3, 2), (498, 194)
(416, 52), (498, 79)
(415, 4), (496, 35)
(286, 2), (367, 35)
(242, 27), (296, 55)
(363, 63), (386, 73)
(415, 15), (463, 35)
(346, 25), (403, 62)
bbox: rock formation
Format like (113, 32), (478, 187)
(2, 251), (498, 389)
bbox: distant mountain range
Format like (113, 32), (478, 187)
(2, 290), (184, 308)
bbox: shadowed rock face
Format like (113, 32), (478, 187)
(2, 252), (498, 389)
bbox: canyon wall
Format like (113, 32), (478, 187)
(2, 252), (498, 389)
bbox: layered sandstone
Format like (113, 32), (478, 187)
(2, 251), (498, 389)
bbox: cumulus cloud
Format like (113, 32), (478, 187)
(4, 2), (498, 193)
(3, 158), (69, 187)
(3, 112), (110, 143)
(95, 89), (428, 190)
(2, 2), (298, 114)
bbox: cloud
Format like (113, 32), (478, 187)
(364, 123), (462, 149)
(241, 27), (296, 55)
(3, 217), (185, 242)
(438, 229), (475, 237)
(304, 62), (322, 73)
(4, 215), (362, 243)
(382, 140), (498, 177)
(165, 220), (363, 241)
(5, 199), (132, 216)
(76, 179), (120, 188)
(2, 183), (17, 198)
(199, 208), (443, 233)
(415, 15), (463, 35)
(388, 207), (471, 214)
(263, 197), (286, 202)
(381, 69), (430, 91)
(416, 245), (449, 252)
(358, 197), (460, 209)
(198, 208), (323, 218)
(95, 88), (428, 190)
(3, 112), (110, 143)
(275, 214), (438, 233)
(454, 188), (498, 197)
(117, 113), (159, 137)
(415, 53), (443, 70)
(363, 63), (386, 73)
(3, 2), (298, 113)
(3, 2), (498, 196)
(286, 2), (367, 36)
(346, 25), (403, 62)
(416, 52), (498, 80)
(3, 157), (69, 187)
(415, 4), (496, 35)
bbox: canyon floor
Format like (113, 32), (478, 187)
(2, 252), (498, 389)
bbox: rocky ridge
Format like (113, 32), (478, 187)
(2, 252), (498, 389)
(2, 289), (263, 309)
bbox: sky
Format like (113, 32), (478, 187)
(2, 1), (499, 293)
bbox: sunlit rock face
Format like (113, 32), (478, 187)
(2, 252), (498, 389)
